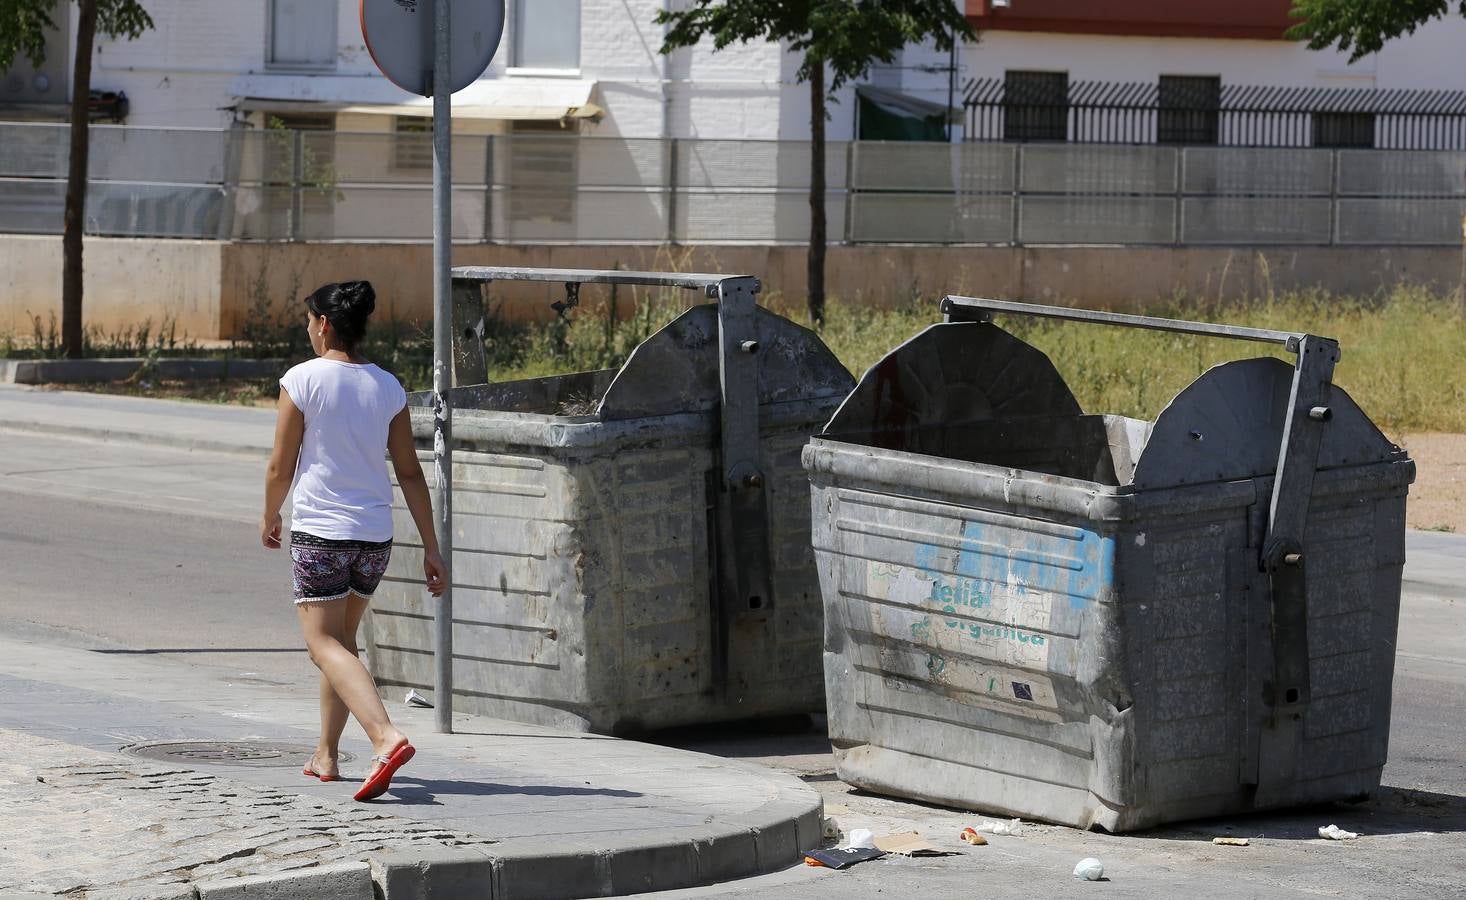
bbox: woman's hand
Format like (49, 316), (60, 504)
(423, 549), (448, 597)
(260, 512), (283, 549)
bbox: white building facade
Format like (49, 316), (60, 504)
(5, 0), (1466, 142)
(1, 0), (839, 140)
(2, 0), (1466, 139)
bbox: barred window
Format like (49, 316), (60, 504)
(1158, 76), (1220, 145)
(1003, 71), (1068, 142)
(1313, 112), (1376, 148)
(506, 122), (578, 230)
(393, 117), (433, 171)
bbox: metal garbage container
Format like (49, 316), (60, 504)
(365, 268), (854, 733)
(803, 296), (1414, 831)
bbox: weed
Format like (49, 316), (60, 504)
(16, 282), (1465, 438)
(449, 284), (1466, 436)
(2, 311), (196, 359)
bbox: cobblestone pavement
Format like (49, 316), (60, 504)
(0, 630), (820, 899)
(0, 730), (493, 897)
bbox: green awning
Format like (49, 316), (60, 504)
(857, 86), (951, 142)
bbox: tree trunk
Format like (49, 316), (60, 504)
(807, 62), (827, 328)
(62, 0), (98, 359)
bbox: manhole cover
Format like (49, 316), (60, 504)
(120, 740), (355, 768)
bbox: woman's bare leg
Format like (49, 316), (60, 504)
(298, 599), (407, 771)
(309, 594), (372, 777)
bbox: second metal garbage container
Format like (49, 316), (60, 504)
(804, 297), (1414, 832)
(365, 268), (854, 734)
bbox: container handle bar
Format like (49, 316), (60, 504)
(454, 266), (759, 298)
(941, 295), (1312, 352)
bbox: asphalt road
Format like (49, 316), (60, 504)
(3, 427), (1466, 898)
(0, 430), (308, 684)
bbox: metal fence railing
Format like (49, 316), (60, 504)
(964, 78), (1466, 150)
(2, 123), (1462, 246)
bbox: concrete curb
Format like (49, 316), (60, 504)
(57, 786), (821, 900)
(0, 421), (270, 459)
(369, 848), (495, 899)
(0, 357), (285, 385)
(364, 782), (821, 899)
(195, 861), (374, 900)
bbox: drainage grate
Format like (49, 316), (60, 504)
(120, 740), (355, 768)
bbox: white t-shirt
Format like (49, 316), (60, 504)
(279, 358), (407, 542)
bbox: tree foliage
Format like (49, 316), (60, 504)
(0, 0), (153, 70)
(658, 1), (974, 325)
(658, 0), (973, 90)
(1287, 0), (1466, 61)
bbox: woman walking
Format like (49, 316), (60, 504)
(260, 280), (447, 802)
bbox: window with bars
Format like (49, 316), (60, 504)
(1313, 112), (1376, 148)
(506, 121), (578, 230)
(1003, 71), (1068, 141)
(393, 117), (433, 171)
(1158, 75), (1221, 145)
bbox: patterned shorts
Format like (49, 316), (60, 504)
(289, 532), (393, 604)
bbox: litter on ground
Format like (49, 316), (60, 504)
(1319, 824), (1360, 841)
(1074, 857), (1105, 881)
(873, 832), (955, 857)
(803, 847), (885, 869)
(959, 827), (989, 846)
(974, 818), (1024, 836)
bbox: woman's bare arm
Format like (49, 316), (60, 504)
(261, 388), (304, 548)
(387, 407), (447, 596)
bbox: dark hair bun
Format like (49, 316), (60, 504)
(304, 280), (377, 349)
(338, 280), (376, 317)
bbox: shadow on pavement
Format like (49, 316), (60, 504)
(90, 647), (303, 654)
(1137, 786), (1466, 841)
(640, 714), (834, 759)
(452, 729), (621, 742)
(374, 776), (645, 807)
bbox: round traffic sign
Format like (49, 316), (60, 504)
(361, 0), (505, 97)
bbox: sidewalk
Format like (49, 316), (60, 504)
(0, 389), (822, 899)
(0, 385), (276, 457)
(0, 634), (820, 899)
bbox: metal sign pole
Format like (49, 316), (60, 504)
(431, 0), (454, 735)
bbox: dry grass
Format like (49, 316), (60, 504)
(803, 286), (1466, 436)
(32, 285), (1464, 437)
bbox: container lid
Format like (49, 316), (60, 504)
(822, 321), (1401, 490)
(1130, 356), (1399, 489)
(597, 304), (854, 420)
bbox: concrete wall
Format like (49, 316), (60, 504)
(0, 236), (222, 340)
(217, 241), (1464, 334)
(3, 236), (1457, 343)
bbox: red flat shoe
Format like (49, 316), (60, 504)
(303, 765), (340, 783)
(354, 743), (415, 802)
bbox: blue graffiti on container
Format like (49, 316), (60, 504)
(914, 522), (1114, 611)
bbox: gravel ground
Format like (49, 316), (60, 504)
(1396, 432), (1466, 534)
